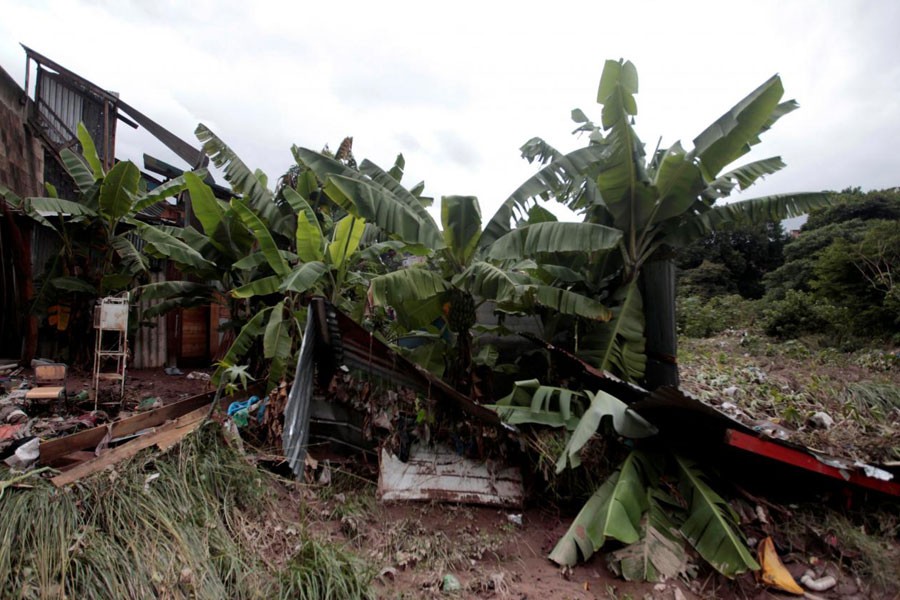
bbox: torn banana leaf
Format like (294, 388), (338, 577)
(607, 489), (692, 582)
(486, 379), (587, 430)
(556, 389), (657, 472)
(674, 455), (760, 577)
(549, 450), (659, 566)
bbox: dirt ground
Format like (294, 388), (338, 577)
(5, 363), (896, 599)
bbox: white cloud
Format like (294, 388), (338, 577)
(1, 0), (898, 221)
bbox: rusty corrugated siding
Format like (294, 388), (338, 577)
(132, 269), (167, 368)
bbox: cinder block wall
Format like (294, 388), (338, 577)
(0, 65), (43, 198)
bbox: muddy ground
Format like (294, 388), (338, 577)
(4, 358), (898, 599)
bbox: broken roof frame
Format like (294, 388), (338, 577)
(282, 297), (509, 477)
(21, 44), (209, 174)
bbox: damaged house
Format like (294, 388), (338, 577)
(0, 46), (230, 369)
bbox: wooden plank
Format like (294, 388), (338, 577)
(50, 405), (209, 487)
(25, 386), (64, 399)
(39, 391), (216, 466)
(378, 445), (524, 509)
(724, 429), (900, 497)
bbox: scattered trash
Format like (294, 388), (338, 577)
(809, 411), (835, 429)
(4, 437), (40, 470)
(751, 420), (792, 441)
(0, 423), (24, 443)
(0, 405), (27, 423)
(143, 472), (160, 491)
(227, 396), (262, 427)
(318, 460), (332, 486)
(73, 390), (89, 402)
(441, 573), (461, 592)
(800, 570), (837, 592)
(506, 513), (523, 526)
(186, 371), (210, 381)
(164, 367), (184, 376)
(853, 461), (894, 481)
(757, 537), (804, 594)
(723, 385), (739, 397)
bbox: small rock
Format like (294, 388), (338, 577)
(809, 411), (834, 429)
(723, 386), (739, 397)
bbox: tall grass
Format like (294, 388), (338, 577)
(0, 423), (373, 599)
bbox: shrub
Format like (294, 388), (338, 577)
(677, 294), (758, 338)
(761, 289), (848, 340)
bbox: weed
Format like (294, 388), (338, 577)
(783, 505), (900, 594)
(0, 423), (374, 599)
(276, 537), (373, 599)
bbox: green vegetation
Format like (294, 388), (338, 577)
(6, 52), (895, 593)
(0, 424), (373, 599)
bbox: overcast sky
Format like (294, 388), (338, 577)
(1, 0), (898, 223)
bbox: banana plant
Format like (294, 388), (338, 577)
(490, 381), (759, 579)
(293, 147), (623, 392)
(548, 449), (759, 579)
(142, 127), (392, 392)
(19, 123), (196, 364)
(504, 60), (832, 382)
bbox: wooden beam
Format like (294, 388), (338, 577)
(50, 405), (209, 487)
(38, 388), (258, 466)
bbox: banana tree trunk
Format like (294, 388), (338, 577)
(639, 255), (679, 390)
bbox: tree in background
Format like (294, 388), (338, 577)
(677, 220), (788, 299)
(762, 188), (900, 341)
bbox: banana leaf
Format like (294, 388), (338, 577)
(231, 275), (282, 299)
(549, 450), (656, 566)
(214, 307), (272, 384)
(60, 147), (96, 195)
(130, 221), (216, 273)
(231, 199), (290, 277)
(196, 124), (293, 239)
(76, 122), (103, 178)
(524, 285), (612, 321)
(607, 488), (691, 582)
(50, 276), (97, 294)
(488, 222), (622, 260)
(280, 261), (329, 294)
(283, 188), (324, 263)
(674, 455), (759, 577)
(441, 195), (482, 266)
(99, 161), (140, 224)
(323, 175), (444, 249)
(137, 280), (209, 301)
(579, 281), (646, 382)
(487, 379), (587, 429)
(263, 301), (294, 391)
(556, 389), (656, 473)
